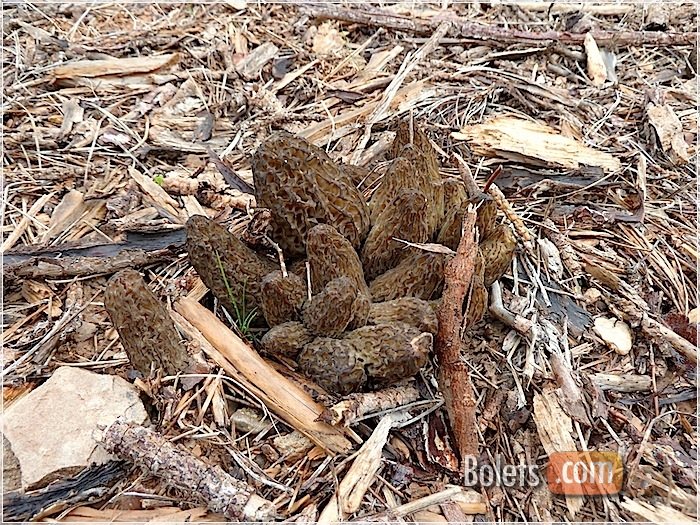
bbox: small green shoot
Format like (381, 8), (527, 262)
(153, 174), (164, 186)
(215, 250), (258, 339)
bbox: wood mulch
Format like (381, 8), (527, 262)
(3, 2), (697, 522)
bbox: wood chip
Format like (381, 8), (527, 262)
(647, 103), (690, 165)
(235, 42), (279, 80)
(128, 167), (183, 224)
(533, 386), (582, 518)
(50, 53), (178, 79)
(453, 116), (621, 172)
(41, 189), (86, 243)
(590, 372), (652, 392)
(593, 316), (633, 355)
(58, 98), (84, 139)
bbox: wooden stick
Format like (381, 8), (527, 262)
(358, 486), (486, 521)
(435, 207), (480, 463)
(319, 415), (395, 522)
(174, 297), (353, 455)
(301, 4), (695, 46)
(642, 315), (697, 364)
(101, 420), (275, 521)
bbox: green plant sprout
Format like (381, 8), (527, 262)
(215, 251), (258, 339)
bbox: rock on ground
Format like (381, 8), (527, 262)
(1, 366), (148, 490)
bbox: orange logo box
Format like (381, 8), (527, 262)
(547, 451), (624, 495)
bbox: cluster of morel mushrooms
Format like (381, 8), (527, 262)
(106, 121), (515, 396)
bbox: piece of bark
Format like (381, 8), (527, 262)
(205, 146), (255, 194)
(318, 415), (394, 522)
(550, 352), (592, 426)
(435, 207), (480, 463)
(41, 190), (86, 242)
(318, 384), (420, 427)
(425, 410), (460, 473)
(50, 53), (178, 79)
(174, 297), (353, 455)
(440, 501), (469, 523)
(4, 247), (182, 282)
(453, 116), (621, 172)
(301, 4), (695, 46)
(104, 269), (189, 377)
(541, 218), (583, 277)
(101, 420), (275, 521)
(3, 461), (128, 522)
(128, 167), (183, 224)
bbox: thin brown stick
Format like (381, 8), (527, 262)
(435, 206), (480, 464)
(301, 4), (695, 46)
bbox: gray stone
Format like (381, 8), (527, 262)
(1, 366), (147, 489)
(3, 434), (21, 492)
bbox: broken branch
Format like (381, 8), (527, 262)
(301, 4), (695, 46)
(101, 420), (275, 521)
(435, 206), (480, 463)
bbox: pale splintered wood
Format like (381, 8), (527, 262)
(321, 384), (420, 427)
(127, 167), (183, 224)
(50, 53), (178, 79)
(584, 33), (608, 86)
(453, 116), (621, 172)
(621, 498), (694, 523)
(174, 297), (353, 455)
(1, 193), (53, 253)
(533, 386), (582, 518)
(319, 415), (394, 522)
